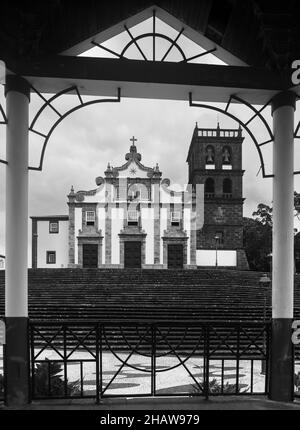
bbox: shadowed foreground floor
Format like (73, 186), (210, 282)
(1, 396), (300, 410)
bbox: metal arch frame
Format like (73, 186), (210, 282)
(121, 32), (187, 62)
(294, 97), (300, 175)
(295, 95), (300, 139)
(0, 101), (8, 165)
(228, 95), (274, 145)
(92, 9), (217, 64)
(189, 92), (276, 179)
(118, 324), (194, 359)
(28, 86), (121, 171)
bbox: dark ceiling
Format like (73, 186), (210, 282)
(0, 0), (299, 70)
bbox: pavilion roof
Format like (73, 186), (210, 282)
(1, 0), (299, 70)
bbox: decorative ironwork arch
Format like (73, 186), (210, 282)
(28, 86), (121, 171)
(0, 100), (7, 166)
(91, 10), (217, 63)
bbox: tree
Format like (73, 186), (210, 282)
(243, 217), (272, 272)
(33, 360), (80, 397)
(252, 203), (273, 227)
(243, 193), (300, 272)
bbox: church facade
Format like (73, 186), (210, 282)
(31, 126), (249, 270)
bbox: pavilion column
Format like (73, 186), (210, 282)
(269, 91), (296, 402)
(4, 75), (30, 406)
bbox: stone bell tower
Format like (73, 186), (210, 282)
(187, 123), (249, 270)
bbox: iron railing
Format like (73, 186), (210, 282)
(29, 320), (271, 402)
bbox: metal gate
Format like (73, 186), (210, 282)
(29, 320), (271, 402)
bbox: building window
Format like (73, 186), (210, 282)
(171, 211), (181, 226)
(128, 189), (139, 201)
(127, 210), (139, 226)
(127, 184), (149, 201)
(46, 251), (56, 264)
(86, 211), (95, 226)
(49, 221), (59, 234)
(205, 178), (215, 198)
(215, 232), (224, 245)
(223, 178), (232, 198)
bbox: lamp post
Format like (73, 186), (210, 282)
(215, 235), (219, 267)
(259, 274), (271, 375)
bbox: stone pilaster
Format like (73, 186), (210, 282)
(105, 204), (112, 264)
(67, 187), (76, 267)
(237, 249), (249, 270)
(31, 218), (38, 269)
(190, 203), (197, 266)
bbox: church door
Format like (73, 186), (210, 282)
(168, 244), (184, 269)
(124, 241), (142, 268)
(83, 244), (98, 268)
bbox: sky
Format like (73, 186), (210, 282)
(0, 16), (300, 260)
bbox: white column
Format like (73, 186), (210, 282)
(270, 91), (296, 402)
(272, 102), (295, 319)
(5, 80), (29, 317)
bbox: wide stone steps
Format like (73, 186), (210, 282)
(1, 269), (300, 322)
(1, 269), (299, 355)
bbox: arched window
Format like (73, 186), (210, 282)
(127, 182), (149, 201)
(222, 146), (232, 167)
(205, 145), (215, 165)
(223, 178), (232, 197)
(205, 178), (215, 197)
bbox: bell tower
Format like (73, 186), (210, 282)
(187, 123), (249, 270)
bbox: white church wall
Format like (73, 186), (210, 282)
(111, 207), (124, 264)
(37, 220), (69, 268)
(141, 207), (154, 265)
(121, 161), (149, 179)
(74, 208), (82, 265)
(82, 188), (106, 203)
(97, 207), (106, 264)
(0, 258), (5, 270)
(160, 188), (182, 204)
(196, 250), (237, 267)
(184, 208), (191, 265)
(160, 208), (168, 264)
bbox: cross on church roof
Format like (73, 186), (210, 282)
(130, 136), (137, 145)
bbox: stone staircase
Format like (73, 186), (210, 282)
(0, 268), (300, 321)
(0, 269), (299, 354)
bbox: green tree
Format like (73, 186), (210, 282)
(243, 217), (272, 271)
(33, 360), (80, 397)
(243, 193), (300, 272)
(252, 203), (273, 227)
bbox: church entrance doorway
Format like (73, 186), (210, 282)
(82, 244), (98, 268)
(124, 241), (142, 269)
(168, 244), (184, 269)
